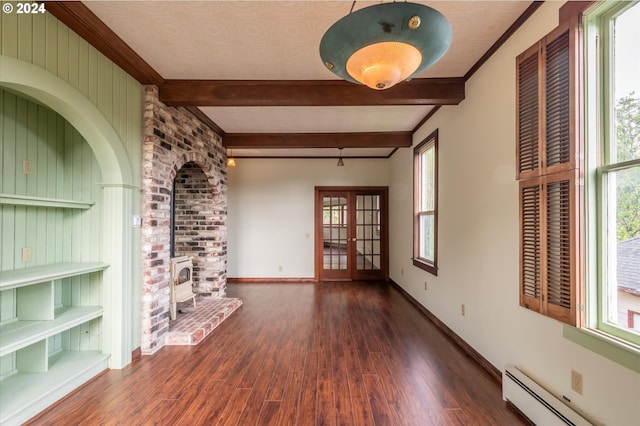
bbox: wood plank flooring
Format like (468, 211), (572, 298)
(27, 282), (527, 425)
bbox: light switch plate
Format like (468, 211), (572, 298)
(22, 247), (32, 262)
(23, 160), (33, 175)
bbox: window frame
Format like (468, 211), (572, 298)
(584, 0), (640, 347)
(413, 129), (439, 275)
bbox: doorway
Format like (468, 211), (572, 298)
(315, 187), (389, 281)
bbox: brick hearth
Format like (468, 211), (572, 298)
(165, 298), (243, 346)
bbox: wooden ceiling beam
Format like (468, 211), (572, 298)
(160, 78), (465, 107)
(223, 132), (412, 149)
(44, 1), (164, 86)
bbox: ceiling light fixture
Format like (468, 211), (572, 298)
(319, 1), (452, 90)
(226, 148), (236, 167)
(337, 148), (345, 166)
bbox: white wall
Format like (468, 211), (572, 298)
(389, 2), (639, 425)
(227, 158), (389, 278)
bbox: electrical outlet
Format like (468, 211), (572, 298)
(22, 247), (32, 262)
(424, 281), (428, 291)
(278, 265), (283, 272)
(401, 268), (404, 276)
(461, 304), (466, 316)
(571, 370), (583, 395)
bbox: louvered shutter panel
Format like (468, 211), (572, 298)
(544, 29), (572, 173)
(516, 44), (541, 180)
(520, 178), (542, 312)
(543, 171), (580, 325)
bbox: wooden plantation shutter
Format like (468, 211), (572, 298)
(516, 43), (540, 179)
(543, 171), (580, 324)
(516, 17), (584, 326)
(519, 178), (541, 312)
(545, 28), (574, 174)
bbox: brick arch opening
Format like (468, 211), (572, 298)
(172, 161), (227, 297)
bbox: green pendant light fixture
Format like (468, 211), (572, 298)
(320, 2), (453, 90)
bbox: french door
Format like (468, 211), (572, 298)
(315, 187), (388, 281)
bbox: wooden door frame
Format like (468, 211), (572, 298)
(314, 186), (389, 282)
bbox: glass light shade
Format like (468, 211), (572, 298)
(227, 157), (236, 167)
(319, 2), (452, 90)
(346, 42), (422, 90)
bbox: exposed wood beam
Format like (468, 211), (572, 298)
(223, 132), (412, 149)
(160, 79), (465, 107)
(44, 1), (164, 86)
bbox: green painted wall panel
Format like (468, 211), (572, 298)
(68, 32), (79, 90)
(1, 10), (18, 57)
(0, 89), (104, 272)
(31, 13), (46, 69)
(16, 11), (32, 63)
(2, 92), (17, 194)
(56, 25), (69, 82)
(45, 14), (58, 75)
(1, 7), (144, 358)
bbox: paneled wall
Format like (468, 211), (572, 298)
(0, 11), (142, 164)
(1, 9), (143, 359)
(0, 89), (103, 270)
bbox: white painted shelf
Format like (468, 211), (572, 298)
(0, 350), (110, 425)
(0, 193), (94, 209)
(0, 306), (103, 357)
(0, 261), (109, 424)
(0, 262), (109, 290)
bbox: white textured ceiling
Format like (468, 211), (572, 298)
(84, 1), (533, 157)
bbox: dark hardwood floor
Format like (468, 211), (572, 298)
(28, 282), (527, 425)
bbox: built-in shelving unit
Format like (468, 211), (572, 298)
(1, 86), (118, 425)
(0, 262), (109, 424)
(0, 208), (109, 424)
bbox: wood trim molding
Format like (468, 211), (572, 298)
(228, 278), (316, 283)
(159, 78), (465, 107)
(559, 1), (595, 24)
(185, 107), (226, 137)
(389, 280), (503, 384)
(44, 1), (164, 86)
(416, 1), (544, 129)
(224, 132), (411, 149)
(464, 1), (544, 81)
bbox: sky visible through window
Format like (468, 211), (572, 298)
(615, 2), (640, 100)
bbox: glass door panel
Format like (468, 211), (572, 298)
(323, 196), (348, 272)
(354, 194), (382, 279)
(320, 194), (351, 279)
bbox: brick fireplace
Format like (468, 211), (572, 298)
(140, 86), (228, 355)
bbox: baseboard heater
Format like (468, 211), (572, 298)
(502, 365), (593, 426)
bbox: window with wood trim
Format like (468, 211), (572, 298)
(413, 130), (438, 275)
(516, 16), (584, 326)
(584, 1), (640, 346)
